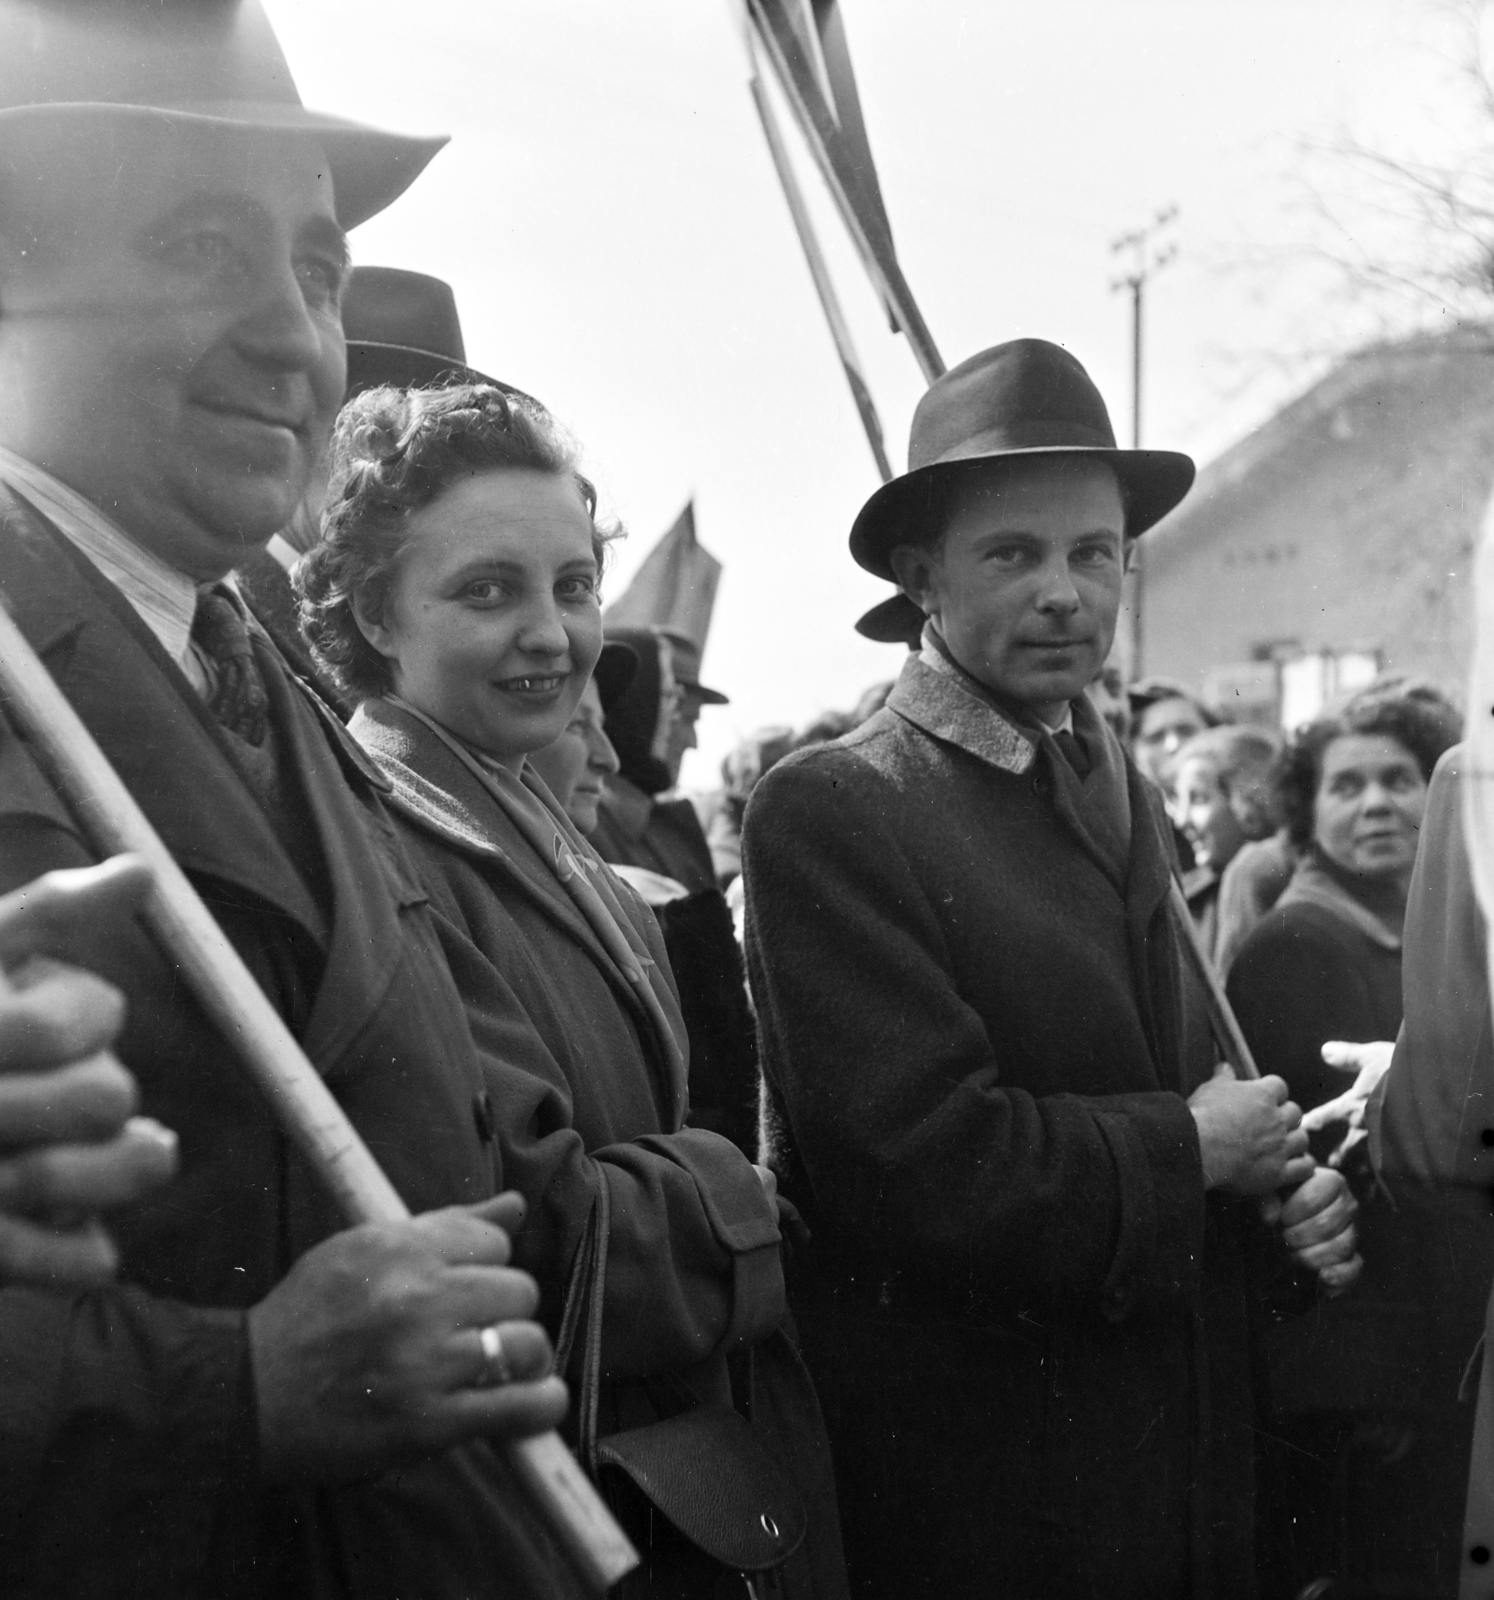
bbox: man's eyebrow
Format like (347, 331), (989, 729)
(300, 215), (350, 265)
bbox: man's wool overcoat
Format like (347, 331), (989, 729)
(741, 649), (1265, 1600)
(0, 492), (581, 1600)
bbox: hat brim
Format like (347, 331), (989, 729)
(856, 592), (927, 645)
(593, 642), (639, 715)
(344, 341), (517, 400)
(849, 446), (1196, 581)
(0, 101), (446, 230)
(680, 681), (730, 706)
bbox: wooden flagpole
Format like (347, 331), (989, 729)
(736, 1), (894, 483)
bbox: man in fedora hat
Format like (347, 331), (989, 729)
(0, 5), (578, 1596)
(742, 339), (1359, 1598)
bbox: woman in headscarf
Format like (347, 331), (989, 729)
(297, 383), (843, 1597)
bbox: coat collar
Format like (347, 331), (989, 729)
(886, 648), (1038, 776)
(350, 698), (648, 990)
(1279, 849), (1403, 952)
(0, 488), (328, 936)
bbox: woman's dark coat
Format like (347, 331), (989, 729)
(741, 649), (1267, 1600)
(348, 698), (785, 1386)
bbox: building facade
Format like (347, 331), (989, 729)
(1136, 328), (1494, 725)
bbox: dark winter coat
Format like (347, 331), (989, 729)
(741, 647), (1265, 1600)
(0, 490), (580, 1599)
(347, 697), (785, 1386)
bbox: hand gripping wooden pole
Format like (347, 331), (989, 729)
(0, 603), (637, 1592)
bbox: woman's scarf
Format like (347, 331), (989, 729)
(387, 696), (689, 1086)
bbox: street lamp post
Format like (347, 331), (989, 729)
(1111, 204), (1178, 678)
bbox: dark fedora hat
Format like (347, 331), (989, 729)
(856, 591), (926, 647)
(0, 0), (446, 231)
(849, 339), (1195, 581)
(341, 267), (521, 399)
(593, 641), (639, 716)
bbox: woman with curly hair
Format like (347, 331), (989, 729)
(296, 382), (843, 1599)
(1224, 678), (1460, 1598)
(1227, 682), (1460, 1122)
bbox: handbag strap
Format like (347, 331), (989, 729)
(554, 1179), (611, 1473)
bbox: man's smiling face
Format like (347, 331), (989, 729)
(891, 455), (1129, 724)
(0, 117), (348, 578)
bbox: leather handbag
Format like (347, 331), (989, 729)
(556, 1180), (808, 1596)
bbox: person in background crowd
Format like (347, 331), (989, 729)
(0, 857), (177, 1289)
(1170, 724), (1283, 961)
(1087, 661), (1131, 742)
(743, 338), (1358, 1600)
(1227, 682), (1460, 1598)
(1229, 684), (1460, 1122)
(1128, 675), (1218, 786)
(707, 725), (798, 887)
(527, 640), (636, 835)
(1212, 824), (1299, 978)
(580, 624), (762, 1151)
(1128, 677), (1220, 870)
(0, 7), (572, 1594)
(301, 383), (843, 1593)
(590, 624), (720, 894)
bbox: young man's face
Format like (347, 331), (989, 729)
(892, 456), (1128, 724)
(0, 118), (348, 578)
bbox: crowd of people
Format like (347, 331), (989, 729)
(0, 4), (1490, 1600)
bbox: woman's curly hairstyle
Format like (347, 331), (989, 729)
(295, 383), (619, 701)
(1277, 677), (1462, 848)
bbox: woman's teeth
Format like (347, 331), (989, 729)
(501, 675), (564, 692)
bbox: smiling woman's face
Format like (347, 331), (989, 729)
(357, 467), (603, 771)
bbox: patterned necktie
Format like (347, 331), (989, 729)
(191, 583), (270, 747)
(1051, 728), (1092, 781)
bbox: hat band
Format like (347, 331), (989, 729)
(915, 417), (1117, 470)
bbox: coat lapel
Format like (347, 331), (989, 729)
(888, 648), (1186, 1085)
(0, 494), (325, 940)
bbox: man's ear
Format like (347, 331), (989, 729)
(888, 543), (938, 622)
(350, 586), (399, 661)
(1122, 536), (1139, 574)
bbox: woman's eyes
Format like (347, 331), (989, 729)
(556, 575), (598, 601)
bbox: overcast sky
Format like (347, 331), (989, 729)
(264, 0), (1468, 786)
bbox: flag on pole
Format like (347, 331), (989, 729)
(746, 0), (945, 382)
(602, 501), (722, 657)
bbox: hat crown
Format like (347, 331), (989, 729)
(0, 0), (301, 114)
(342, 267), (467, 365)
(908, 338), (1118, 472)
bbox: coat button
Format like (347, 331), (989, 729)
(472, 1091), (498, 1143)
